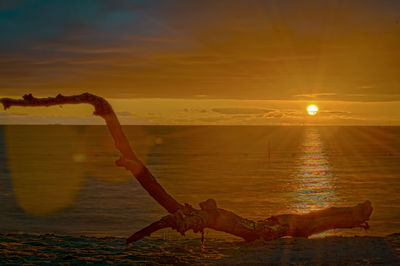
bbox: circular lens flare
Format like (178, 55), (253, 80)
(307, 105), (318, 116)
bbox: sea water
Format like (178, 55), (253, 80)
(0, 125), (399, 239)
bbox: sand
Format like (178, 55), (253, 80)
(1, 233), (399, 265)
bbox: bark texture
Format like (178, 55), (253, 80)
(1, 93), (373, 244)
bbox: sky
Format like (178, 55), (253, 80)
(0, 0), (399, 125)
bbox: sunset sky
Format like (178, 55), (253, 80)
(1, 0), (399, 125)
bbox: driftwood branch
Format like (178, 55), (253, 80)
(1, 93), (182, 214)
(125, 199), (372, 244)
(1, 93), (373, 244)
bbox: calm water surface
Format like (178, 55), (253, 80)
(0, 125), (399, 239)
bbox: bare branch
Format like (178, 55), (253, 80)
(1, 93), (373, 244)
(127, 200), (373, 243)
(0, 93), (182, 213)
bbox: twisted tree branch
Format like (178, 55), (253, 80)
(1, 93), (182, 213)
(1, 93), (373, 244)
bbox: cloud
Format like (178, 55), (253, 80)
(294, 93), (337, 98)
(195, 116), (226, 123)
(0, 114), (102, 125)
(0, 112), (28, 117)
(212, 108), (274, 115)
(321, 111), (352, 115)
(294, 93), (400, 102)
(263, 111), (284, 118)
(0, 1), (400, 102)
(183, 108), (208, 113)
(115, 111), (133, 117)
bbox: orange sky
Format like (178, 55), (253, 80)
(1, 1), (399, 125)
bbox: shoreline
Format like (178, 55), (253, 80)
(1, 232), (399, 265)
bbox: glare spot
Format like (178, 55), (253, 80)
(72, 153), (86, 163)
(154, 137), (163, 145)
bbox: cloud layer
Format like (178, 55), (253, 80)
(0, 0), (399, 102)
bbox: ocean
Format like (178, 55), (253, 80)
(1, 125), (399, 264)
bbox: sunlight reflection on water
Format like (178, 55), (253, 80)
(291, 127), (337, 214)
(1, 125), (399, 237)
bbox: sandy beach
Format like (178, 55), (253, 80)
(1, 233), (399, 265)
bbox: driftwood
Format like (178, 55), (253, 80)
(0, 93), (373, 244)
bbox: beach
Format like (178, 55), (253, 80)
(1, 233), (399, 265)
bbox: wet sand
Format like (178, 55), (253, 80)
(1, 233), (399, 265)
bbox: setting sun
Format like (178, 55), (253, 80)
(307, 105), (319, 116)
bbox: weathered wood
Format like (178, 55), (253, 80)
(1, 93), (373, 244)
(125, 199), (372, 244)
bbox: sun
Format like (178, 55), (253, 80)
(307, 104), (318, 116)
